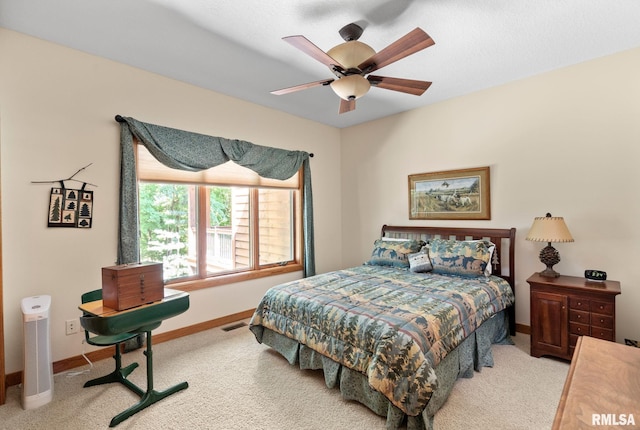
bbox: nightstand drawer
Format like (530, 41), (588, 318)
(591, 301), (614, 315)
(591, 313), (614, 329)
(570, 298), (590, 311)
(570, 322), (590, 336)
(569, 309), (589, 324)
(591, 328), (614, 341)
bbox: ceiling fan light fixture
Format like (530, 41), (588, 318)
(275, 25), (434, 113)
(330, 75), (371, 100)
(327, 41), (375, 69)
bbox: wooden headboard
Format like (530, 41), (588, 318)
(381, 224), (517, 335)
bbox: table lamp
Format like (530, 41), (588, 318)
(526, 213), (574, 278)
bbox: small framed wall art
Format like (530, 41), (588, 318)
(32, 163), (96, 229)
(48, 185), (93, 228)
(408, 166), (491, 220)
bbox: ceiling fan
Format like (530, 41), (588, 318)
(271, 23), (435, 114)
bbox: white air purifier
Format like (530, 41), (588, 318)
(21, 295), (53, 409)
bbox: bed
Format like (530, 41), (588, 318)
(249, 225), (516, 429)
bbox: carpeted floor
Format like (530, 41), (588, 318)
(0, 322), (569, 430)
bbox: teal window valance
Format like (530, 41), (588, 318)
(117, 115), (315, 277)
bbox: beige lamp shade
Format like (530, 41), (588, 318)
(327, 41), (375, 69)
(330, 75), (371, 100)
(526, 213), (574, 243)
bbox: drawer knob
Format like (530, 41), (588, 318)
(577, 315), (582, 319)
(600, 318), (604, 323)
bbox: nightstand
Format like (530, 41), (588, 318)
(527, 273), (621, 360)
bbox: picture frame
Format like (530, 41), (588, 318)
(408, 166), (491, 220)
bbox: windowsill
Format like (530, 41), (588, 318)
(167, 263), (303, 292)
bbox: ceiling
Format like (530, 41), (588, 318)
(2, 0), (640, 128)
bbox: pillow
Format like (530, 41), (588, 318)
(452, 239), (496, 275)
(427, 238), (495, 277)
(408, 249), (433, 273)
(366, 239), (425, 268)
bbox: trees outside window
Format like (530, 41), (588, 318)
(139, 183), (192, 279)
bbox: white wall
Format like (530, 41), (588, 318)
(0, 29), (342, 373)
(341, 47), (640, 343)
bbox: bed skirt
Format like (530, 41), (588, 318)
(253, 310), (512, 430)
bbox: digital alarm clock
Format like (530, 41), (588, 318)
(585, 269), (607, 281)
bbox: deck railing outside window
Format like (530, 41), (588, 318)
(207, 226), (234, 270)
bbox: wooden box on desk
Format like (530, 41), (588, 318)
(101, 262), (164, 311)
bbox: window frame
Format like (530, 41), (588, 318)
(136, 149), (304, 292)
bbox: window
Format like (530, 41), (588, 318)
(136, 144), (302, 290)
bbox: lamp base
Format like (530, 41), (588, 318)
(539, 267), (561, 278)
(538, 243), (561, 278)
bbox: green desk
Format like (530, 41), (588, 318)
(79, 288), (190, 427)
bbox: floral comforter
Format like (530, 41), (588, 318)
(249, 265), (515, 416)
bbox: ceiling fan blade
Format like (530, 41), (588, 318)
(271, 78), (334, 95)
(358, 28), (435, 73)
(283, 35), (345, 70)
(368, 75), (432, 96)
(339, 98), (356, 114)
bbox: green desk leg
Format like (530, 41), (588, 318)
(109, 330), (188, 427)
(84, 361), (144, 398)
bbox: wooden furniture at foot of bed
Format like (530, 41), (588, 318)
(553, 336), (639, 429)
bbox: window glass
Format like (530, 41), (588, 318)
(258, 189), (293, 266)
(139, 183), (195, 279)
(139, 183), (299, 283)
(204, 186), (251, 275)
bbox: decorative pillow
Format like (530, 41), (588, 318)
(366, 239), (425, 268)
(454, 239), (496, 275)
(427, 238), (495, 277)
(408, 249), (433, 273)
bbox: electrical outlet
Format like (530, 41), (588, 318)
(65, 319), (80, 335)
(624, 338), (638, 348)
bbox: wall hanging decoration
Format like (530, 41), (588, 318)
(408, 166), (491, 220)
(32, 163), (97, 228)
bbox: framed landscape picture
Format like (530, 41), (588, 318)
(408, 166), (491, 220)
